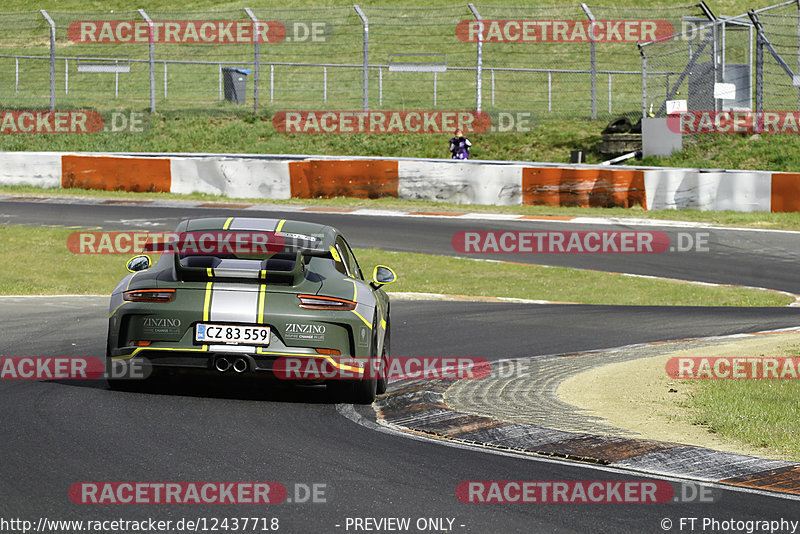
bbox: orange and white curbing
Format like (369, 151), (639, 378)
(1, 152), (799, 213)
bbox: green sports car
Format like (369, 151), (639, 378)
(107, 217), (396, 404)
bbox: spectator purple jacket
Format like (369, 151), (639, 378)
(449, 136), (472, 160)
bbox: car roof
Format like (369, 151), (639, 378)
(176, 217), (336, 243)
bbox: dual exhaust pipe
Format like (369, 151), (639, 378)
(214, 356), (249, 374)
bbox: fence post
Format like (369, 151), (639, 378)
(755, 31), (764, 131)
(468, 3), (483, 112)
(712, 20), (719, 112)
(639, 45), (647, 118)
(581, 3), (597, 119)
(354, 5), (369, 112)
(138, 9), (156, 113)
(40, 10), (56, 112)
(491, 69), (495, 106)
(244, 8), (260, 115)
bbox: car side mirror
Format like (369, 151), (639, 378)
(371, 265), (397, 289)
(126, 255), (151, 273)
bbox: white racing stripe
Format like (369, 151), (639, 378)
(209, 283), (260, 323)
(206, 284), (261, 351)
(228, 217), (281, 231)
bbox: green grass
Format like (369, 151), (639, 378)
(640, 133), (800, 171)
(7, 185), (800, 231)
(0, 225), (791, 306)
(0, 110), (610, 162)
(0, 0), (796, 173)
(688, 379), (800, 459)
(356, 249), (791, 306)
(4, 109), (800, 173)
(1, 1), (800, 173)
(0, 0), (749, 9)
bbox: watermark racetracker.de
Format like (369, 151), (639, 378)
(452, 231), (710, 254)
(666, 357), (800, 380)
(0, 110), (148, 134)
(455, 19), (675, 43)
(0, 356), (148, 381)
(66, 230), (290, 255)
(272, 356), (493, 381)
(68, 20), (287, 44)
(272, 110), (542, 134)
(669, 111), (800, 135)
(456, 480), (674, 503)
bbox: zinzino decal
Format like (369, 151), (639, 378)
(142, 317), (182, 334)
(143, 318), (181, 328)
(285, 323), (326, 341)
(286, 323), (326, 334)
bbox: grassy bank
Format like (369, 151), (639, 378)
(4, 112), (800, 173)
(0, 225), (791, 306)
(688, 378), (800, 459)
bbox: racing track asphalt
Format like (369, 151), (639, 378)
(2, 197), (800, 293)
(1, 198), (800, 532)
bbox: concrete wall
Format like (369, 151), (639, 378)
(1, 151), (799, 212)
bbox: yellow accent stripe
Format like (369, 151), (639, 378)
(203, 281), (213, 322)
(114, 346), (362, 374)
(112, 345), (209, 362)
(206, 267), (213, 278)
(380, 318), (386, 330)
(222, 217), (234, 230)
(276, 219), (286, 232)
(353, 310), (372, 328)
(258, 284), (266, 324)
(330, 246), (341, 263)
(344, 279), (372, 329)
(110, 271), (140, 318)
(260, 270), (266, 280)
(253, 349), (364, 374)
(108, 301), (128, 318)
(125, 271), (138, 291)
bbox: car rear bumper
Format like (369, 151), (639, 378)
(109, 347), (371, 383)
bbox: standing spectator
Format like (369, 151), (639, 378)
(449, 129), (472, 160)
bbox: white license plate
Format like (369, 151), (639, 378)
(195, 323), (270, 345)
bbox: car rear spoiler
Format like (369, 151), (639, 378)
(174, 248), (332, 285)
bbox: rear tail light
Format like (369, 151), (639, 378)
(315, 348), (341, 356)
(297, 294), (356, 311)
(123, 289), (175, 303)
(134, 340), (152, 347)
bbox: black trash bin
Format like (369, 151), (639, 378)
(222, 67), (250, 104)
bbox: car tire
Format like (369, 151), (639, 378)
(350, 370), (377, 405)
(328, 316), (379, 405)
(327, 375), (376, 405)
(105, 335), (127, 391)
(376, 319), (390, 395)
(106, 335), (163, 392)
